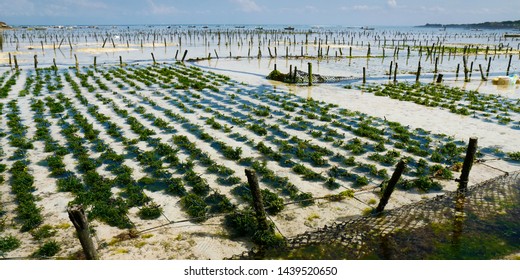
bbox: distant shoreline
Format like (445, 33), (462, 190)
(417, 20), (520, 30)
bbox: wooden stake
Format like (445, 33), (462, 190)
(415, 61), (421, 83)
(479, 64), (487, 81)
(67, 205), (98, 260)
(151, 53), (156, 64)
(14, 55), (18, 69)
(244, 169), (269, 231)
(506, 54), (512, 75)
(181, 50), (188, 62)
(93, 56), (97, 68)
(457, 137), (478, 190)
(388, 61), (393, 80)
(486, 57), (491, 78)
(308, 62), (312, 86)
(375, 160), (406, 213)
(363, 67), (366, 84)
(393, 63), (398, 83)
(34, 55), (38, 69)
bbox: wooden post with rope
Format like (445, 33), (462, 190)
(376, 160), (406, 213)
(457, 137), (478, 190)
(67, 205), (98, 260)
(245, 169), (269, 231)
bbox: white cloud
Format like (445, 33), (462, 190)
(341, 5), (380, 11)
(147, 0), (179, 15)
(387, 0), (397, 8)
(230, 0), (262, 13)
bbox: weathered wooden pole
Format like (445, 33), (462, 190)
(375, 160), (406, 213)
(244, 169), (269, 231)
(436, 73), (443, 83)
(67, 205), (98, 260)
(52, 58), (57, 71)
(486, 57), (491, 78)
(119, 56), (123, 67)
(457, 137), (478, 190)
(14, 55), (18, 70)
(388, 61), (393, 80)
(93, 56), (97, 68)
(393, 62), (398, 83)
(34, 55), (38, 69)
(434, 57), (439, 73)
(363, 67), (366, 84)
(506, 54), (512, 76)
(415, 61), (421, 83)
(308, 62), (312, 86)
(456, 63), (460, 80)
(181, 50), (188, 62)
(479, 64), (487, 81)
(151, 53), (156, 64)
(74, 54), (79, 69)
(8, 52), (12, 67)
(214, 49), (219, 59)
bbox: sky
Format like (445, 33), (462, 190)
(0, 0), (519, 26)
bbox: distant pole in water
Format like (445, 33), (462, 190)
(181, 50), (188, 62)
(14, 55), (18, 70)
(415, 61), (421, 83)
(119, 56), (123, 67)
(175, 50), (179, 60)
(375, 160), (406, 213)
(457, 137), (478, 191)
(486, 57), (491, 78)
(506, 54), (512, 75)
(34, 55), (38, 69)
(151, 53), (156, 64)
(393, 63), (398, 83)
(8, 53), (12, 67)
(363, 67), (366, 84)
(74, 54), (79, 69)
(388, 61), (393, 80)
(434, 57), (439, 73)
(94, 56), (97, 68)
(436, 73), (443, 83)
(479, 64), (487, 81)
(456, 63), (460, 80)
(53, 58), (57, 71)
(308, 62), (312, 86)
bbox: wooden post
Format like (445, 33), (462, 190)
(119, 56), (123, 67)
(175, 50), (179, 60)
(375, 160), (406, 213)
(479, 64), (487, 81)
(14, 55), (18, 70)
(506, 54), (512, 76)
(436, 73), (443, 83)
(53, 58), (57, 71)
(8, 52), (12, 67)
(393, 63), (398, 83)
(181, 50), (188, 62)
(67, 205), (98, 260)
(456, 63), (460, 79)
(388, 61), (393, 80)
(244, 169), (269, 231)
(74, 54), (79, 69)
(151, 53), (156, 64)
(308, 62), (312, 86)
(363, 67), (366, 84)
(486, 57), (491, 78)
(415, 61), (421, 83)
(93, 56), (97, 68)
(34, 55), (38, 69)
(214, 49), (219, 59)
(434, 57), (439, 73)
(457, 137), (478, 190)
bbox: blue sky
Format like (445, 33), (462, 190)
(1, 0), (519, 26)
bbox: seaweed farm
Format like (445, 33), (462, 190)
(0, 25), (519, 260)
